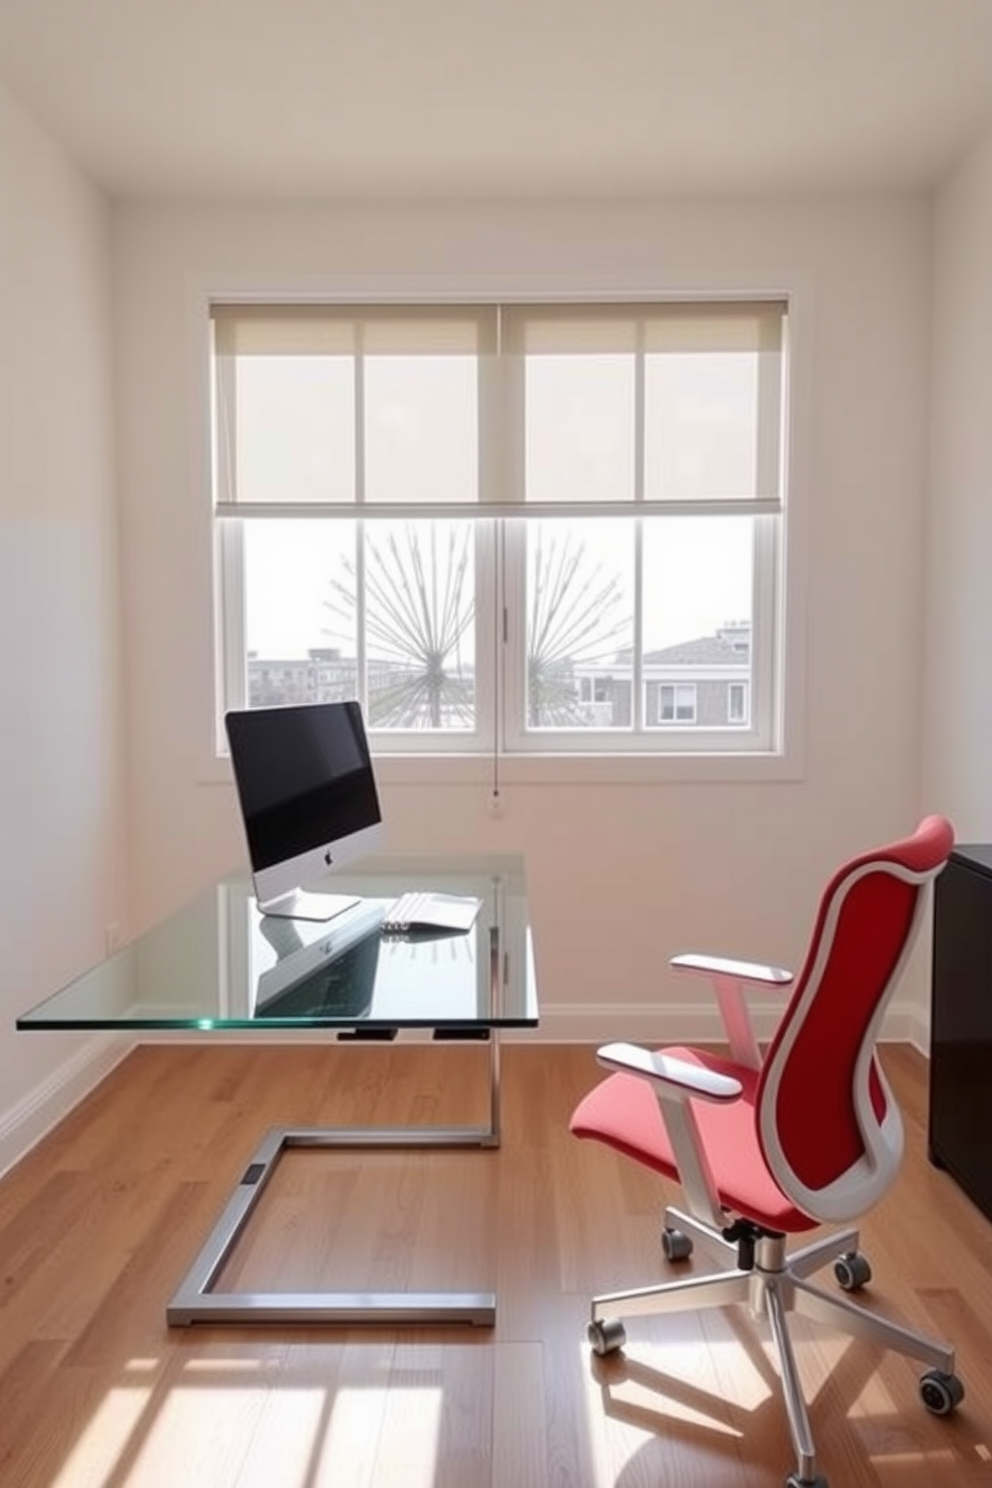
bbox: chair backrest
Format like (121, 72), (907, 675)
(757, 815), (954, 1224)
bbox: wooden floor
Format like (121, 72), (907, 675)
(0, 1041), (990, 1488)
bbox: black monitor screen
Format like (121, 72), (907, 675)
(225, 701), (382, 872)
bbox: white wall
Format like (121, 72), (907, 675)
(0, 82), (128, 1172)
(924, 126), (992, 837)
(113, 196), (936, 1044)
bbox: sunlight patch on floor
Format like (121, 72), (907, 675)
(577, 1331), (757, 1488)
(693, 1329), (778, 1414)
(50, 1387), (151, 1488)
(614, 1338), (755, 1435)
(872, 1446), (958, 1476)
(122, 1385), (277, 1488)
(222, 1388), (329, 1488)
(318, 1384), (443, 1488)
(309, 1382), (391, 1487)
(844, 1367), (897, 1418)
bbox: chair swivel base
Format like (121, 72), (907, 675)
(586, 1209), (964, 1488)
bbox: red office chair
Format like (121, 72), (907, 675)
(570, 815), (963, 1488)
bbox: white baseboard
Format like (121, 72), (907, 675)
(0, 1035), (134, 1181)
(881, 1001), (930, 1056)
(505, 997), (932, 1051)
(508, 1001), (777, 1044)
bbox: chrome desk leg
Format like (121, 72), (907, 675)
(168, 1038), (502, 1327)
(487, 1021), (502, 1147)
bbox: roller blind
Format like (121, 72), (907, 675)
(212, 299), (786, 517)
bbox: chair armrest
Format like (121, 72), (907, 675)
(671, 952), (793, 986)
(597, 1041), (742, 1102)
(670, 953), (793, 1072)
(595, 1040), (740, 1230)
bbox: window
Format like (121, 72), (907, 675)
(728, 681), (749, 724)
(212, 300), (786, 757)
(579, 677), (611, 705)
(658, 683), (697, 724)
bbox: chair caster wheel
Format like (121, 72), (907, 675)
(834, 1251), (871, 1291)
(587, 1317), (626, 1355)
(662, 1226), (693, 1261)
(785, 1474), (828, 1487)
(919, 1369), (965, 1415)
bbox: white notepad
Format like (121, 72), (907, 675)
(381, 891), (482, 934)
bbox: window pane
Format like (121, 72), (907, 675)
(642, 517), (753, 730)
(244, 520), (358, 706)
(232, 356), (355, 504)
(361, 521), (476, 731)
(644, 351), (760, 499)
(524, 355), (634, 503)
(243, 519), (476, 732)
(728, 682), (749, 724)
(525, 519), (633, 730)
(364, 356), (478, 505)
(658, 682), (697, 723)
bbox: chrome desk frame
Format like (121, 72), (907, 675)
(168, 976), (503, 1328)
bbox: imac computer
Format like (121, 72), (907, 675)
(225, 699), (384, 921)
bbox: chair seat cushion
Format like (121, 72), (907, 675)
(569, 1046), (816, 1233)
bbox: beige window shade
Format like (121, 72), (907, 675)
(500, 301), (784, 355)
(212, 300), (786, 517)
(212, 303), (498, 357)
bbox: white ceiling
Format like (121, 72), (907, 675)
(1, 0), (992, 201)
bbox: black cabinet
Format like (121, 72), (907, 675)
(929, 844), (992, 1222)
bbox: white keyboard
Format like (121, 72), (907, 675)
(381, 891), (481, 934)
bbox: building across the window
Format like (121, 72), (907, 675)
(571, 622), (751, 729)
(249, 622), (752, 731)
(247, 649), (412, 709)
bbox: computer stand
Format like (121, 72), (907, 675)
(257, 888), (362, 922)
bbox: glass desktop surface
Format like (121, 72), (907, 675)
(17, 854), (536, 1032)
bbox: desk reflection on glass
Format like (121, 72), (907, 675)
(252, 906), (383, 1019)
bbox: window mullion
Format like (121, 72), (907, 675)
(483, 307), (505, 759)
(213, 345), (247, 721)
(475, 518), (500, 763)
(633, 327), (646, 732)
(497, 304), (527, 749)
(354, 338), (367, 707)
(633, 519), (644, 732)
(216, 519), (247, 720)
(499, 520), (527, 750)
(751, 512), (779, 751)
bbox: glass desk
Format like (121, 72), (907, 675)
(17, 854), (537, 1328)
